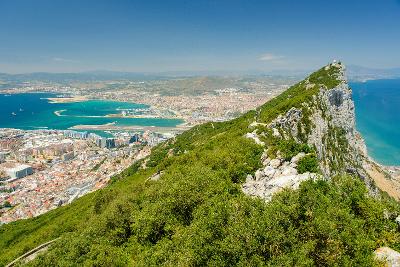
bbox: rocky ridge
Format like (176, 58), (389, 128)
(243, 61), (379, 200)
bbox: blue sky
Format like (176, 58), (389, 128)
(0, 0), (400, 73)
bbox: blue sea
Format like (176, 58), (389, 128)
(0, 93), (182, 132)
(351, 79), (400, 166)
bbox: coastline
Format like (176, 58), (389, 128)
(46, 96), (89, 103)
(69, 123), (192, 133)
(364, 156), (400, 200)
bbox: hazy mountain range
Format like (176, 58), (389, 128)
(1, 65), (400, 84)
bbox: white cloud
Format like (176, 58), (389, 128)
(52, 57), (78, 63)
(258, 53), (284, 61)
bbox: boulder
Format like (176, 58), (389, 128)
(245, 131), (265, 146)
(255, 170), (263, 181)
(261, 151), (269, 162)
(281, 166), (298, 176)
(272, 128), (280, 137)
(291, 152), (306, 164)
(375, 247), (400, 267)
(396, 215), (400, 226)
(262, 157), (271, 166)
(281, 161), (290, 168)
(246, 174), (254, 183)
(270, 159), (281, 168)
(263, 166), (276, 178)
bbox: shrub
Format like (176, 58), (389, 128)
(297, 154), (319, 173)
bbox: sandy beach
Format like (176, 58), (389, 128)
(46, 96), (89, 103)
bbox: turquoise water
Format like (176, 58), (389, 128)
(0, 93), (182, 131)
(351, 79), (400, 166)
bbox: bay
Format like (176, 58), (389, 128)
(0, 93), (182, 131)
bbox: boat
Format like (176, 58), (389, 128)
(19, 108), (24, 112)
(11, 112), (16, 116)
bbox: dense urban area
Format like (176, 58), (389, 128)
(0, 128), (166, 223)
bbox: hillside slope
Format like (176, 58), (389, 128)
(1, 62), (400, 266)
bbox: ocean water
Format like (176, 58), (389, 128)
(351, 79), (400, 166)
(0, 93), (183, 131)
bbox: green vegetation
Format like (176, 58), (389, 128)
(297, 154), (319, 174)
(256, 64), (342, 124)
(323, 125), (353, 173)
(269, 139), (313, 161)
(1, 63), (399, 266)
(308, 64), (342, 89)
(18, 176), (400, 266)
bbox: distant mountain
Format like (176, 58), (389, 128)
(0, 71), (167, 84)
(1, 65), (400, 85)
(347, 65), (400, 81)
(0, 69), (309, 84)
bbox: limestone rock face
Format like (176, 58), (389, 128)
(269, 107), (302, 139)
(242, 61), (375, 201)
(267, 63), (368, 178)
(308, 65), (368, 178)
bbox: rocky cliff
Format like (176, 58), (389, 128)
(243, 61), (381, 201)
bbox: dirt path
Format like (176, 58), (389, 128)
(6, 238), (60, 267)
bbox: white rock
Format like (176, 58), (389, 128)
(150, 171), (163, 181)
(261, 151), (269, 161)
(281, 161), (289, 168)
(273, 170), (282, 178)
(262, 157), (271, 166)
(255, 170), (263, 181)
(375, 247), (400, 267)
(281, 166), (298, 176)
(291, 152), (306, 164)
(269, 159), (281, 168)
(245, 131), (265, 146)
(396, 215), (400, 226)
(246, 174), (254, 183)
(270, 174), (298, 188)
(272, 128), (280, 137)
(263, 166), (276, 178)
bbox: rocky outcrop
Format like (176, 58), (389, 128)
(268, 107), (302, 139)
(242, 151), (321, 201)
(243, 61), (377, 201)
(245, 131), (265, 146)
(307, 66), (367, 176)
(268, 62), (368, 178)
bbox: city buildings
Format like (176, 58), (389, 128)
(0, 128), (169, 223)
